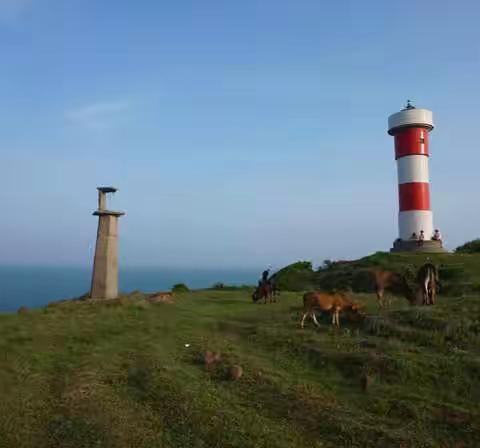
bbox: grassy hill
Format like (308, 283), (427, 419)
(1, 286), (479, 447)
(273, 252), (480, 296)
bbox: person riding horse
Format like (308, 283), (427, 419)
(262, 269), (270, 284)
(252, 268), (279, 303)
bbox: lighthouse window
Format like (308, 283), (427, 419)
(419, 137), (425, 144)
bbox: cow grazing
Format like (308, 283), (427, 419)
(300, 291), (364, 328)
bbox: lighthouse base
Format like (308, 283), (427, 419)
(390, 239), (447, 253)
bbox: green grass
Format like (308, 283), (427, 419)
(1, 289), (479, 447)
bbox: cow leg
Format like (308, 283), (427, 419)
(331, 309), (340, 327)
(312, 312), (320, 327)
(376, 289), (384, 308)
(424, 273), (430, 305)
(332, 309), (339, 327)
(300, 312), (308, 328)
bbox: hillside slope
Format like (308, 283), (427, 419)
(273, 252), (480, 295)
(0, 289), (479, 447)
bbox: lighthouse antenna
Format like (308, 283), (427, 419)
(402, 99), (416, 110)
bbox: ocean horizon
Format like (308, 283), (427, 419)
(0, 265), (260, 312)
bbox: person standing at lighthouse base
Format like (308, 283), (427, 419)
(418, 230), (425, 247)
(432, 229), (442, 242)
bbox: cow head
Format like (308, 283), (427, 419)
(349, 303), (366, 320)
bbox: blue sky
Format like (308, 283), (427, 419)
(1, 0), (479, 269)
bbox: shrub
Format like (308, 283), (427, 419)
(172, 283), (189, 293)
(272, 261), (316, 291)
(455, 239), (480, 254)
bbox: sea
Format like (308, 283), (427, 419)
(0, 266), (259, 312)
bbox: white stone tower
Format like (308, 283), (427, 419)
(90, 187), (125, 299)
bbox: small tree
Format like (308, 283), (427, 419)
(272, 261), (315, 291)
(172, 283), (189, 293)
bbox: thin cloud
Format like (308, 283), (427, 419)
(66, 100), (131, 130)
(0, 0), (32, 23)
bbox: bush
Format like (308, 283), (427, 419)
(172, 283), (189, 293)
(455, 239), (480, 254)
(272, 261), (316, 291)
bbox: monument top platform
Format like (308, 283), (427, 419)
(97, 186), (118, 194)
(93, 210), (125, 217)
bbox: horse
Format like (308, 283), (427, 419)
(252, 280), (276, 304)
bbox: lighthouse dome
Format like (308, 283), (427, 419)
(388, 107), (434, 135)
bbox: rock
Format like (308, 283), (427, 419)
(147, 292), (174, 304)
(228, 365), (243, 381)
(204, 351), (222, 370)
(17, 306), (29, 314)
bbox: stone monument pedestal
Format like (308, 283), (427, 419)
(390, 239), (446, 253)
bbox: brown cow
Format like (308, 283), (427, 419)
(300, 291), (364, 328)
(374, 270), (428, 307)
(373, 271), (403, 307)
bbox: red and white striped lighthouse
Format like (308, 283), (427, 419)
(388, 102), (442, 252)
